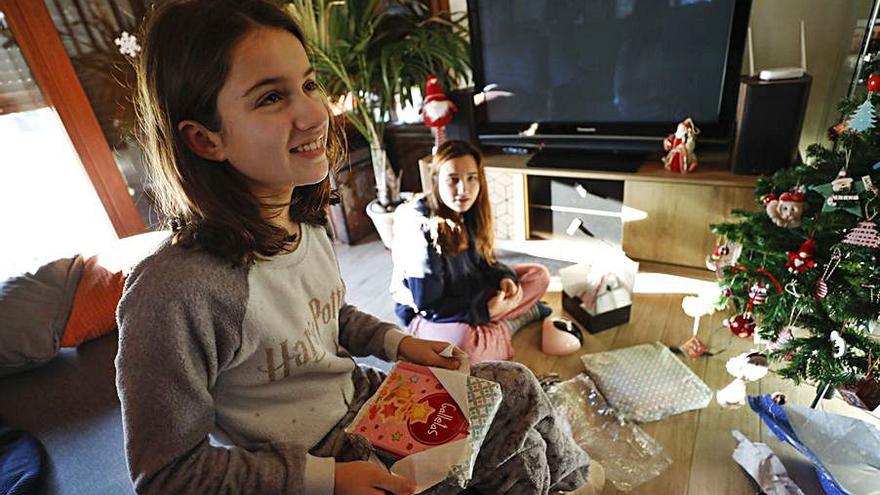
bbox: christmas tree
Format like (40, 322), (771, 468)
(710, 66), (880, 409)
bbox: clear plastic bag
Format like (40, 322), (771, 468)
(545, 374), (672, 492)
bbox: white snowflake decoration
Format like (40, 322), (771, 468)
(114, 31), (141, 58)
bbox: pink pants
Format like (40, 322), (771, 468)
(405, 263), (551, 363)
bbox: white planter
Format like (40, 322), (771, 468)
(366, 199), (395, 249)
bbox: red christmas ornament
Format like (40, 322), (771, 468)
(681, 335), (708, 359)
(748, 283), (769, 305)
(868, 74), (880, 93)
(762, 193), (778, 205)
(813, 250), (842, 300)
(778, 191), (804, 203)
(786, 238), (817, 273)
(725, 313), (756, 339)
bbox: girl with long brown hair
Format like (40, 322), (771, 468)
(117, 2), (599, 494)
(391, 140), (553, 363)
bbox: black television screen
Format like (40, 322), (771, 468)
(469, 0), (751, 146)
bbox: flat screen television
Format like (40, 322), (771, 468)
(467, 0), (752, 170)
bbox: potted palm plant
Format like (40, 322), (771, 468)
(286, 0), (470, 247)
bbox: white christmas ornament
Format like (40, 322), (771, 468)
(726, 352), (770, 382)
(717, 378), (748, 409)
(829, 331), (847, 358)
(681, 286), (724, 318)
(717, 352), (769, 409)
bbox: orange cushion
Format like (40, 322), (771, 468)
(60, 256), (125, 347)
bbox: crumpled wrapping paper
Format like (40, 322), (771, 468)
(545, 374), (672, 492)
(581, 342), (713, 423)
(731, 429), (804, 495)
(749, 394), (880, 495)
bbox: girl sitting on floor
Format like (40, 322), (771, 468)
(391, 140), (552, 363)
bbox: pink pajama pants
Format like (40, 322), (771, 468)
(405, 263), (551, 363)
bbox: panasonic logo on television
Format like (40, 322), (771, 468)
(576, 127), (597, 133)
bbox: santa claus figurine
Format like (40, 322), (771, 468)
(662, 117), (700, 174)
(421, 75), (458, 154)
(764, 190), (805, 228)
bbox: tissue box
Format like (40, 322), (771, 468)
(563, 291), (632, 333)
(350, 361), (470, 459)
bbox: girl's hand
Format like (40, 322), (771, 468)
(488, 280), (522, 319)
(397, 337), (462, 370)
(334, 461), (415, 495)
(499, 278), (522, 303)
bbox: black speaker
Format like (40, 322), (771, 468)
(446, 88), (477, 144)
(730, 75), (812, 175)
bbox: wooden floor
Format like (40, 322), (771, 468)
(335, 237), (876, 495)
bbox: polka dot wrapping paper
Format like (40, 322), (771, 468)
(580, 342), (713, 423)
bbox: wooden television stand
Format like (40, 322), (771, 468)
(482, 149), (758, 269)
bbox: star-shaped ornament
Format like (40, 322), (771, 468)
(812, 170), (866, 216)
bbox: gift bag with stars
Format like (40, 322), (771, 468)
(346, 359), (502, 489)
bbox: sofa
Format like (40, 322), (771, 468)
(0, 232), (171, 494)
(0, 332), (131, 494)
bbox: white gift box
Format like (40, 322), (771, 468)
(559, 245), (638, 332)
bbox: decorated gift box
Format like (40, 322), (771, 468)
(347, 352), (502, 491)
(559, 246), (638, 333)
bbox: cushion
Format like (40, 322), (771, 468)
(0, 256), (84, 377)
(60, 256), (125, 348)
(0, 423), (44, 494)
(580, 342), (712, 423)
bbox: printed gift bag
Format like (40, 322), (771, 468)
(347, 348), (501, 491)
(350, 361), (470, 458)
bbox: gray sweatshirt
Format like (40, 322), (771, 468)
(115, 223), (408, 494)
